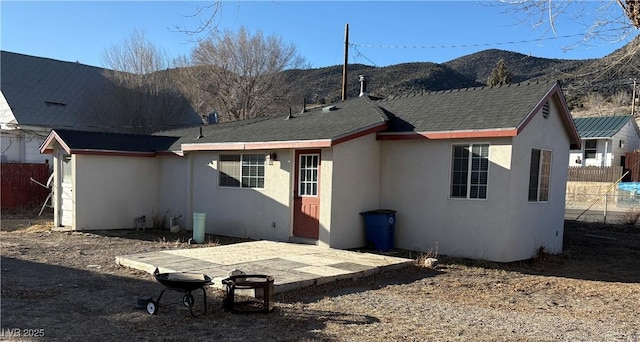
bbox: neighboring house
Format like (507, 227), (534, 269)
(40, 81), (580, 262)
(569, 115), (640, 167)
(0, 51), (201, 164)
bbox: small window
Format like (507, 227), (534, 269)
(219, 154), (265, 188)
(584, 140), (597, 159)
(619, 139), (625, 148)
(61, 155), (72, 183)
(451, 144), (489, 199)
(528, 148), (552, 202)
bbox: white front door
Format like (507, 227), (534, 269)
(60, 155), (73, 227)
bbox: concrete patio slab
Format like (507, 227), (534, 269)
(116, 240), (413, 295)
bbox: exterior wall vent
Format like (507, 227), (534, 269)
(322, 105), (337, 112)
(542, 101), (550, 119)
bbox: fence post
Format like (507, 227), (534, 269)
(603, 193), (608, 224)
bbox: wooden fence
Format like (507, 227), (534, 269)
(1, 162), (51, 209)
(625, 152), (640, 182)
(567, 166), (623, 182)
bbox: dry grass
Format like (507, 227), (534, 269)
(1, 216), (639, 341)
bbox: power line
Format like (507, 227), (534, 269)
(350, 33), (586, 50)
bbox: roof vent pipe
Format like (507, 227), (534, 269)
(301, 98), (308, 113)
(196, 126), (203, 139)
(359, 75), (368, 97)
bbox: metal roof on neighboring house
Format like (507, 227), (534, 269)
(572, 115), (636, 138)
(1, 51), (201, 133)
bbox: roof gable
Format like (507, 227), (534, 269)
(376, 81), (581, 149)
(573, 115), (637, 139)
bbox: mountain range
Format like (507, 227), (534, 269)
(284, 36), (639, 111)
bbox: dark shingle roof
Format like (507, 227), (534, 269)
(376, 81), (558, 132)
(157, 96), (388, 150)
(46, 129), (179, 153)
(1, 51), (201, 132)
(42, 81), (579, 154)
(572, 115), (635, 138)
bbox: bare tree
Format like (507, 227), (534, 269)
(102, 29), (195, 134)
(495, 1), (638, 49)
(174, 27), (307, 122)
(172, 1), (222, 42)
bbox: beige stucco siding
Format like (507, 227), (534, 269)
(73, 154), (160, 230)
(380, 139), (513, 261)
(188, 150), (292, 242)
(326, 134), (382, 249)
(508, 97), (570, 260)
(157, 155), (189, 226)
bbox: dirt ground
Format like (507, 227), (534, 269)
(1, 211), (639, 341)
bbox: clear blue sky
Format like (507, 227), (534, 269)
(1, 1), (637, 69)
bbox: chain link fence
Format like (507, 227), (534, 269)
(565, 185), (640, 224)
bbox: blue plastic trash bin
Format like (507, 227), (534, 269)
(360, 209), (396, 252)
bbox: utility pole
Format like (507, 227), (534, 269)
(632, 78), (637, 117)
(341, 23), (349, 102)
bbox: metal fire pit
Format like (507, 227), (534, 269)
(147, 269), (212, 317)
(222, 274), (274, 314)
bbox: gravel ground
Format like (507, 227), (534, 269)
(1, 214), (639, 341)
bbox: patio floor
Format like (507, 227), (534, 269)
(116, 240), (413, 294)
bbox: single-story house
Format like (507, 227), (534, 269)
(569, 115), (640, 167)
(40, 81), (581, 262)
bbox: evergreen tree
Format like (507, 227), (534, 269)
(487, 59), (513, 86)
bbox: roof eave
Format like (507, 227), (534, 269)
(377, 128), (518, 140)
(181, 122), (388, 151)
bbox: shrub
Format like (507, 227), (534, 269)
(619, 208), (640, 226)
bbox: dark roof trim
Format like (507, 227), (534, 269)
(182, 122), (388, 152)
(378, 128), (517, 140)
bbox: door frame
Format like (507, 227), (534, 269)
(292, 149), (321, 239)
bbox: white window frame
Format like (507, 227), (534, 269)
(218, 154), (265, 189)
(450, 143), (490, 200)
(298, 153), (319, 197)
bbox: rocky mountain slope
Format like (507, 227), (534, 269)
(284, 36), (639, 113)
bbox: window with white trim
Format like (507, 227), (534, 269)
(450, 144), (489, 199)
(219, 154), (265, 188)
(584, 140), (597, 159)
(298, 154), (319, 196)
(528, 148), (552, 202)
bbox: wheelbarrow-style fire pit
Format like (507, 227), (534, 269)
(146, 269), (212, 317)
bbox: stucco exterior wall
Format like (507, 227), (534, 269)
(73, 154), (160, 230)
(327, 134), (382, 249)
(380, 138), (513, 261)
(188, 150), (292, 242)
(507, 97), (570, 260)
(157, 155), (189, 228)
